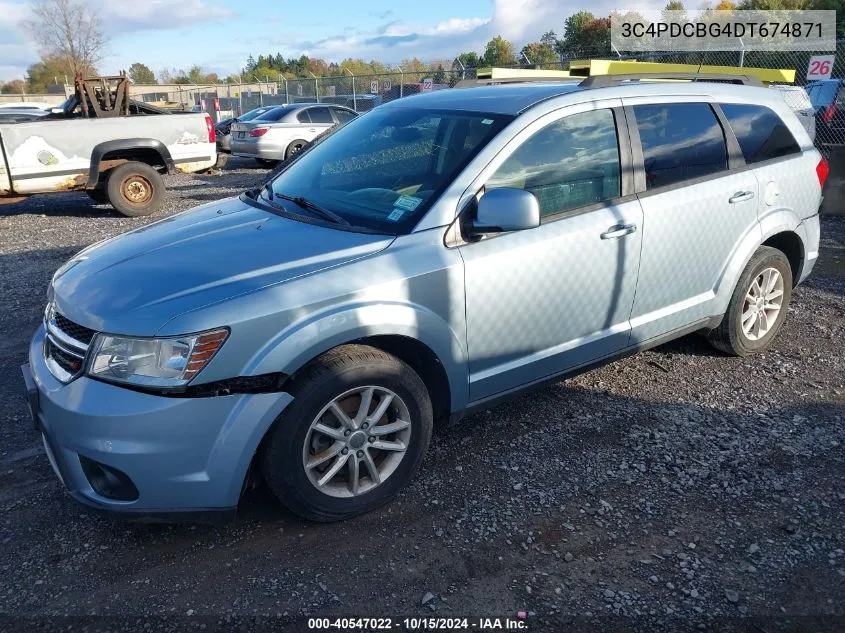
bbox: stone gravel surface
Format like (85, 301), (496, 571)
(0, 160), (843, 632)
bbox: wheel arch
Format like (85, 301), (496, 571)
(245, 304), (469, 415)
(88, 139), (175, 189)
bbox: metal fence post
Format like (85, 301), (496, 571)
(343, 69), (357, 111)
(282, 76), (289, 104)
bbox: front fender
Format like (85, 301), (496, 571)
(245, 301), (469, 412)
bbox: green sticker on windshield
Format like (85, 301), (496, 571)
(387, 208), (406, 222)
(394, 195), (422, 212)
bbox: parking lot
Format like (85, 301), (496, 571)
(0, 159), (843, 631)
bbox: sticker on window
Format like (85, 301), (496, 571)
(386, 208), (406, 222)
(393, 195), (422, 212)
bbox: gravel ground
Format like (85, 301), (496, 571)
(0, 161), (843, 632)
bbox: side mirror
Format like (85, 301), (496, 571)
(470, 187), (540, 235)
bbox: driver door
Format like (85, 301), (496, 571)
(459, 101), (644, 402)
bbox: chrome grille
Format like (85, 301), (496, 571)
(44, 305), (96, 383)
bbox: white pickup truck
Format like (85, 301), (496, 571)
(0, 92), (217, 216)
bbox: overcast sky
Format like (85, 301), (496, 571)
(0, 0), (664, 83)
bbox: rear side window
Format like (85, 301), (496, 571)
(332, 108), (356, 123)
(487, 108), (621, 218)
(634, 103), (727, 189)
(296, 110), (311, 123)
(719, 103), (801, 164)
(308, 107), (334, 124)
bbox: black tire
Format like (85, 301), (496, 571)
(707, 246), (793, 356)
(105, 162), (164, 217)
(255, 158), (279, 168)
(86, 188), (108, 204)
(261, 344), (433, 522)
(285, 139), (308, 160)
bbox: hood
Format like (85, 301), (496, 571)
(50, 196), (394, 336)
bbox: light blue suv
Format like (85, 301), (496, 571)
(22, 75), (824, 521)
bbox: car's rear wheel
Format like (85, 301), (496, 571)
(261, 344), (433, 522)
(106, 162), (164, 217)
(285, 139), (308, 160)
(707, 246), (793, 356)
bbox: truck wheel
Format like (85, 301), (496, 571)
(707, 246), (793, 356)
(106, 162), (164, 217)
(261, 344), (433, 522)
(285, 139), (308, 160)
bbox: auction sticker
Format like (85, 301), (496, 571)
(393, 195), (422, 212)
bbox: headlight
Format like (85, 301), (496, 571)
(88, 328), (228, 388)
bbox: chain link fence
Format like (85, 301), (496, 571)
(141, 44), (844, 152)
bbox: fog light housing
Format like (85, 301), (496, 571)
(79, 456), (139, 501)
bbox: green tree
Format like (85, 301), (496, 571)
(26, 56), (77, 92)
(483, 36), (517, 66)
(128, 62), (156, 84)
(452, 51), (482, 71)
(432, 64), (446, 84)
(811, 0), (845, 36)
(559, 10), (596, 53)
(1, 79), (26, 94)
(520, 41), (560, 66)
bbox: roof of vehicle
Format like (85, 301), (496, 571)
(382, 80), (786, 115)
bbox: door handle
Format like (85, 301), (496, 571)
(600, 223), (637, 239)
(729, 190), (755, 204)
(308, 128), (317, 132)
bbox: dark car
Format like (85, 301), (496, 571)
(806, 79), (845, 149)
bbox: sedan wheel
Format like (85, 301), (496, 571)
(740, 267), (785, 341)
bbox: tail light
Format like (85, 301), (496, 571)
(822, 103), (837, 122)
(816, 157), (829, 189)
(204, 114), (216, 142)
(249, 127), (269, 137)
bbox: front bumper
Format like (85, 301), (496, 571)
(24, 324), (293, 518)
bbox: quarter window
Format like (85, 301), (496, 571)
(487, 109), (621, 218)
(296, 110), (311, 123)
(719, 103), (801, 164)
(634, 103), (727, 189)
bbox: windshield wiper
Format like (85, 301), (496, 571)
(274, 192), (350, 226)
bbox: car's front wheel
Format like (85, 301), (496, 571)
(261, 345), (433, 522)
(707, 246), (793, 356)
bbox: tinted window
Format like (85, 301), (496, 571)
(719, 103), (801, 164)
(634, 103), (727, 189)
(254, 107), (291, 122)
(308, 107), (334, 124)
(296, 110), (311, 123)
(487, 109), (621, 217)
(332, 108), (356, 123)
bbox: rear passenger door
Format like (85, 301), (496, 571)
(302, 106), (336, 141)
(625, 98), (759, 344)
(719, 102), (815, 223)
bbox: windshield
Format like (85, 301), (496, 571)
(264, 107), (511, 232)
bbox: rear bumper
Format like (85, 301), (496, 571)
(230, 139), (286, 160)
(24, 324), (293, 518)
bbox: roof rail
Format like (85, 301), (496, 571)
(454, 77), (580, 89)
(579, 73), (764, 88)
